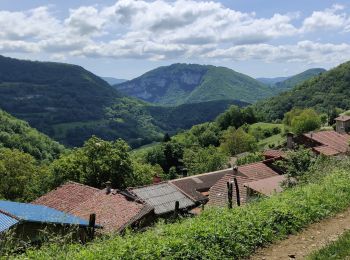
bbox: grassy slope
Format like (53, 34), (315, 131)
(115, 63), (274, 105)
(23, 162), (350, 259)
(255, 61), (350, 121)
(249, 122), (285, 149)
(308, 231), (350, 259)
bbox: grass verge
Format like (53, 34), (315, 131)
(308, 230), (350, 260)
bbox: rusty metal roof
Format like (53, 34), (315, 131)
(244, 175), (286, 196)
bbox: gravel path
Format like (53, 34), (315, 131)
(250, 207), (350, 259)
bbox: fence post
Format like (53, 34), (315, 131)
(88, 213), (96, 240)
(227, 181), (233, 209)
(174, 200), (180, 218)
(233, 177), (240, 206)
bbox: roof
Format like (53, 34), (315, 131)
(313, 145), (340, 156)
(304, 130), (350, 155)
(32, 181), (100, 213)
(208, 160), (281, 207)
(170, 168), (233, 202)
(33, 182), (152, 233)
(130, 183), (195, 215)
(0, 200), (89, 232)
(335, 115), (350, 122)
(0, 211), (19, 232)
(70, 190), (153, 233)
(244, 175), (286, 196)
(263, 150), (286, 159)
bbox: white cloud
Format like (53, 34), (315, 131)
(301, 4), (350, 32)
(0, 1), (349, 66)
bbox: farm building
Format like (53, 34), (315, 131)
(208, 159), (285, 207)
(33, 182), (155, 233)
(0, 200), (92, 243)
(335, 115), (350, 134)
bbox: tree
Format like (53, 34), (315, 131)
(0, 148), (43, 201)
(163, 133), (171, 143)
(183, 146), (228, 175)
(216, 105), (257, 130)
(290, 109), (321, 135)
(220, 127), (257, 156)
(51, 136), (133, 189)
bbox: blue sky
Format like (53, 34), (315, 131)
(0, 0), (349, 79)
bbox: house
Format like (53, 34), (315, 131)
(33, 182), (154, 233)
(0, 200), (92, 243)
(170, 168), (233, 204)
(335, 115), (350, 134)
(287, 130), (350, 156)
(263, 149), (286, 160)
(128, 182), (196, 216)
(208, 159), (284, 207)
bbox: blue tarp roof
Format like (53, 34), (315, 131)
(0, 200), (90, 230)
(0, 212), (18, 232)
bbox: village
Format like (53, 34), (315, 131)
(1, 114), (349, 244)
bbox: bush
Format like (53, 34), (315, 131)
(22, 162), (350, 259)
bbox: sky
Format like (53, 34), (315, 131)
(0, 0), (349, 79)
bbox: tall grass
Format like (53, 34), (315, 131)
(13, 159), (350, 259)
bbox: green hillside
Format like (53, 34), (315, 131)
(0, 109), (64, 161)
(114, 63), (274, 105)
(0, 56), (248, 147)
(274, 68), (326, 91)
(255, 62), (350, 121)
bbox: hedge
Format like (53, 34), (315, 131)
(17, 168), (350, 259)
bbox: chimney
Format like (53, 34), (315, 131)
(182, 168), (188, 177)
(153, 175), (162, 184)
(233, 166), (238, 175)
(286, 132), (294, 149)
(105, 181), (112, 194)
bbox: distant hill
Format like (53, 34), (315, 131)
(274, 68), (326, 91)
(114, 63), (274, 105)
(0, 109), (64, 161)
(101, 77), (127, 85)
(256, 76), (288, 86)
(255, 62), (349, 121)
(256, 68), (326, 91)
(0, 56), (247, 147)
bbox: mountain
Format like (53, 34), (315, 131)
(101, 77), (127, 85)
(255, 62), (350, 121)
(0, 109), (64, 161)
(0, 56), (247, 147)
(256, 76), (288, 86)
(274, 68), (326, 91)
(114, 63), (274, 105)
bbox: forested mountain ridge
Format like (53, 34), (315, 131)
(274, 68), (326, 91)
(0, 55), (247, 147)
(0, 109), (64, 161)
(255, 61), (350, 121)
(114, 63), (274, 105)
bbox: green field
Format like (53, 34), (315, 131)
(248, 122), (286, 149)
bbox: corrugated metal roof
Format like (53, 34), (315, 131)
(131, 183), (195, 215)
(0, 200), (89, 227)
(0, 212), (18, 232)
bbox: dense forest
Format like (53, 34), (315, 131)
(255, 61), (350, 121)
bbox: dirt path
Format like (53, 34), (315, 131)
(250, 207), (350, 259)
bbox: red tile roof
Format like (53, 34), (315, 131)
(243, 175), (286, 196)
(33, 182), (153, 233)
(208, 160), (281, 207)
(304, 130), (350, 155)
(32, 182), (100, 213)
(71, 190), (153, 233)
(263, 150), (286, 159)
(313, 145), (340, 156)
(335, 115), (350, 122)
